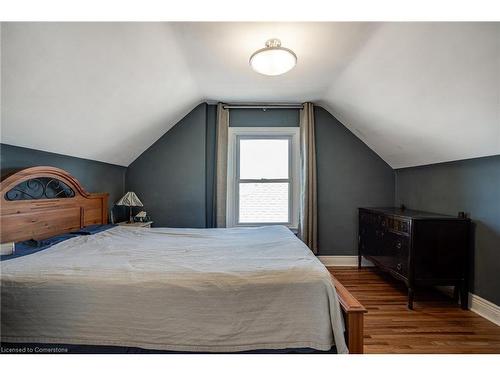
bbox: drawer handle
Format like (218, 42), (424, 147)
(396, 263), (402, 271)
(396, 241), (402, 249)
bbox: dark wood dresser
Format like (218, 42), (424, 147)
(358, 207), (471, 309)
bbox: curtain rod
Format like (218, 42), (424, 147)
(222, 103), (303, 110)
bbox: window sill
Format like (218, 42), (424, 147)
(232, 224), (298, 234)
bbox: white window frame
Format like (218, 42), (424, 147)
(227, 127), (300, 229)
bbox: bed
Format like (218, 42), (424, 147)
(0, 167), (366, 353)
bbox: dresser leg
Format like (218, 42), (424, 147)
(460, 281), (469, 310)
(408, 288), (414, 310)
(453, 284), (460, 303)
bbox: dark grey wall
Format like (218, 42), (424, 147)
(0, 143), (126, 220)
(315, 107), (395, 254)
(230, 107), (395, 254)
(126, 104), (395, 256)
(126, 103), (208, 228)
(229, 108), (300, 127)
(395, 156), (500, 304)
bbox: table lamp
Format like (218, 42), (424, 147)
(116, 192), (144, 223)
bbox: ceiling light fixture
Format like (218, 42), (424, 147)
(249, 38), (297, 76)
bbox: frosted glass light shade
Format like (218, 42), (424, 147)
(249, 39), (297, 76)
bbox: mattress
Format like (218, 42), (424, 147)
(1, 225), (347, 353)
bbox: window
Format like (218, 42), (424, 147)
(227, 127), (299, 229)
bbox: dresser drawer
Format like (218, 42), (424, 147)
(378, 215), (388, 229)
(386, 233), (409, 276)
(386, 216), (410, 234)
(391, 235), (409, 253)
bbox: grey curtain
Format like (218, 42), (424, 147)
(298, 102), (318, 253)
(214, 103), (229, 228)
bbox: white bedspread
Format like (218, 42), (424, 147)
(1, 225), (347, 353)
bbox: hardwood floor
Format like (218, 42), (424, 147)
(329, 267), (500, 354)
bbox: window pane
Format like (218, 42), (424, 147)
(239, 183), (289, 223)
(239, 139), (289, 179)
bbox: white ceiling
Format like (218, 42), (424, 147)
(321, 22), (500, 168)
(170, 22), (380, 102)
(1, 22), (499, 167)
(1, 23), (201, 166)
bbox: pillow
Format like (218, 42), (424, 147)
(70, 224), (116, 235)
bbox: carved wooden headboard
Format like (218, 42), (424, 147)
(0, 166), (108, 243)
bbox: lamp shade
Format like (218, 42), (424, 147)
(116, 192), (143, 207)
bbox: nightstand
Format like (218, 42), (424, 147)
(117, 221), (153, 228)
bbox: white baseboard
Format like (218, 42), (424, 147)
(432, 286), (499, 326)
(317, 255), (373, 267)
(469, 294), (500, 326)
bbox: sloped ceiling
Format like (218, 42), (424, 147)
(1, 23), (200, 166)
(321, 22), (500, 168)
(1, 22), (499, 167)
